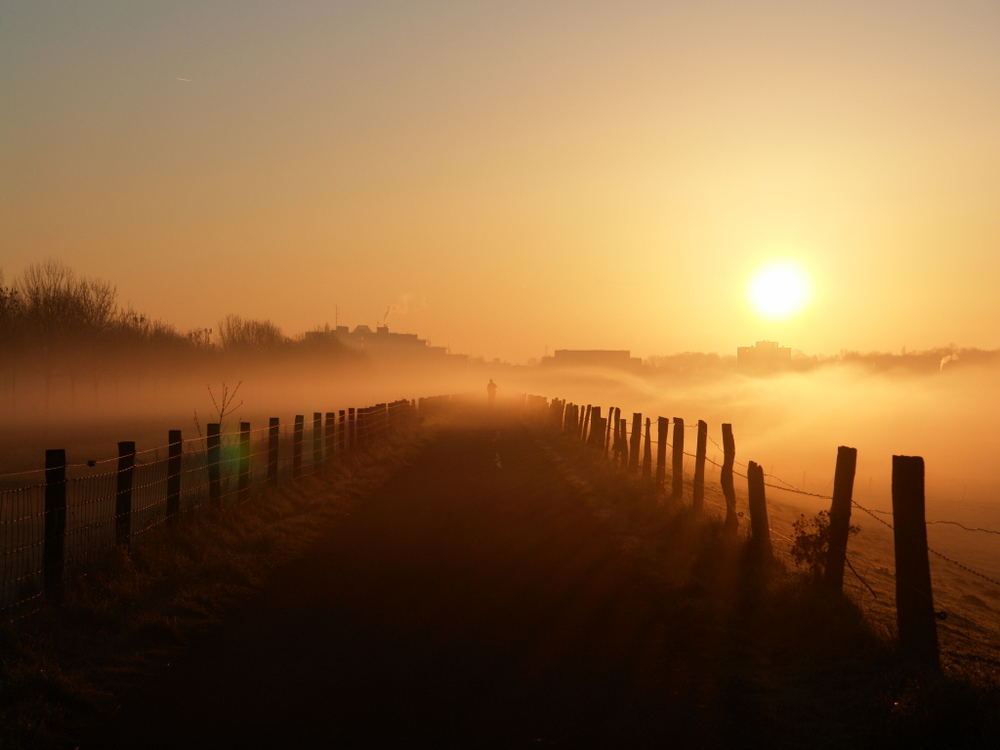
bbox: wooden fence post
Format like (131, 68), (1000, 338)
(746, 461), (772, 558)
(589, 407), (602, 446)
(208, 423), (221, 507)
(693, 420), (707, 511)
(629, 413), (642, 471)
(338, 410), (347, 453)
(604, 408), (613, 453)
(825, 446), (857, 592)
(655, 417), (668, 488)
(44, 449), (67, 598)
(721, 424), (737, 530)
(672, 418), (684, 501)
(237, 422), (251, 503)
(348, 408), (357, 450)
(891, 455), (939, 670)
(619, 418), (629, 465)
(325, 412), (336, 464)
(313, 412), (323, 467)
(267, 418), (279, 486)
(167, 430), (182, 522)
(641, 418), (652, 481)
(581, 405), (591, 442)
(115, 441), (136, 548)
(293, 415), (304, 478)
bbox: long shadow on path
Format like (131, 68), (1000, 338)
(94, 425), (733, 749)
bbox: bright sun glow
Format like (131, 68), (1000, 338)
(748, 262), (811, 320)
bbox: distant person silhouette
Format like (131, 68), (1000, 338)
(487, 379), (497, 406)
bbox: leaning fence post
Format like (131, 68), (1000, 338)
(589, 407), (602, 446)
(44, 449), (67, 598)
(338, 410), (347, 454)
(238, 422), (251, 502)
(672, 418), (685, 501)
(604, 409), (613, 453)
(115, 441), (136, 548)
(641, 418), (652, 481)
(825, 446), (857, 592)
(629, 413), (642, 471)
(325, 412), (336, 465)
(746, 461), (772, 558)
(293, 415), (304, 478)
(655, 417), (668, 488)
(167, 430), (182, 522)
(267, 418), (280, 485)
(693, 420), (707, 511)
(891, 455), (939, 670)
(313, 412), (323, 467)
(207, 424), (222, 507)
(721, 424), (737, 530)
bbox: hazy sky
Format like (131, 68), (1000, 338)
(4, 0), (999, 362)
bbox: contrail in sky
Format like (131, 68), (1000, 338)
(175, 76), (193, 82)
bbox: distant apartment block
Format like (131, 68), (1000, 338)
(304, 325), (467, 363)
(737, 340), (792, 374)
(540, 349), (643, 370)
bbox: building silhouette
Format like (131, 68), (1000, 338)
(540, 349), (642, 371)
(737, 340), (791, 374)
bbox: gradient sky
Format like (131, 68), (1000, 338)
(3, 0), (999, 362)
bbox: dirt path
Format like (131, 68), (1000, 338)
(84, 422), (727, 748)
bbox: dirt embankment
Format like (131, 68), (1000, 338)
(5, 418), (998, 749)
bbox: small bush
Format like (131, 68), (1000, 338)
(790, 510), (859, 582)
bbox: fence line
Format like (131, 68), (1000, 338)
(533, 395), (999, 670)
(0, 398), (422, 617)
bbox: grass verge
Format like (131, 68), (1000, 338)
(0, 436), (424, 750)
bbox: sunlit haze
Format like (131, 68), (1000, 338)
(4, 1), (1000, 361)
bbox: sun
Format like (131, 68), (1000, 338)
(748, 262), (811, 320)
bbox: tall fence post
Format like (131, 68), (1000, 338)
(693, 420), (707, 511)
(313, 412), (323, 467)
(238, 422), (251, 503)
(655, 417), (668, 489)
(325, 412), (336, 464)
(604, 408), (613, 453)
(619, 418), (629, 465)
(891, 455), (939, 670)
(207, 423), (222, 507)
(825, 446), (858, 592)
(167, 430), (182, 523)
(721, 424), (737, 530)
(44, 449), (67, 599)
(746, 461), (772, 558)
(115, 441), (136, 548)
(267, 418), (280, 486)
(641, 417), (652, 481)
(338, 410), (347, 454)
(629, 413), (642, 471)
(671, 418), (684, 501)
(589, 407), (602, 446)
(348, 408), (357, 450)
(293, 415), (304, 478)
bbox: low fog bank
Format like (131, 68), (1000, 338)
(504, 360), (1000, 529)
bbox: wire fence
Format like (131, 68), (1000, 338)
(0, 399), (419, 618)
(533, 396), (1000, 668)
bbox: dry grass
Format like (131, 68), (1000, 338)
(0, 437), (424, 750)
(542, 430), (1000, 749)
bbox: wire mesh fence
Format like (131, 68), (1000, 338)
(0, 399), (418, 618)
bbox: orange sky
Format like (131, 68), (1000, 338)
(4, 1), (1000, 362)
